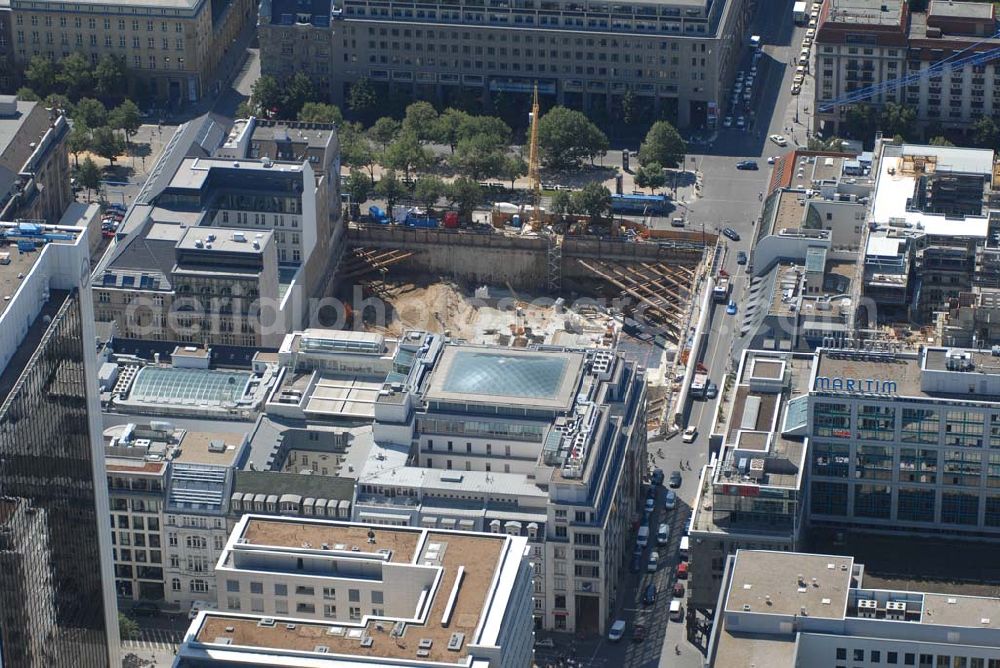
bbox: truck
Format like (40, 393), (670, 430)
(749, 35), (761, 50)
(691, 372), (709, 398)
(403, 210), (439, 228)
(793, 1), (807, 24)
(713, 274), (731, 303)
(368, 205), (390, 225)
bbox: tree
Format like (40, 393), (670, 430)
(15, 87), (39, 101)
(974, 116), (1000, 149)
(571, 182), (611, 221)
(94, 55), (126, 97)
(340, 122), (377, 183)
(298, 102), (343, 125)
(347, 78), (377, 122)
(434, 108), (469, 153)
(452, 134), (506, 181)
(344, 169), (373, 213)
(929, 136), (954, 147)
(25, 56), (58, 96)
(414, 175), (447, 210)
(402, 101), (439, 142)
(74, 98), (107, 129)
(282, 72), (316, 118)
(634, 161), (667, 193)
(374, 170), (407, 215)
(447, 177), (482, 221)
(550, 190), (576, 219)
(58, 53), (95, 100)
(368, 117), (401, 155)
(235, 100), (254, 119)
(67, 122), (91, 167)
(91, 126), (125, 165)
(620, 89), (638, 127)
(249, 75), (282, 117)
(456, 114), (511, 146)
(44, 93), (71, 112)
(638, 121), (686, 168)
(879, 102), (916, 140)
(538, 107), (608, 167)
(77, 157), (101, 200)
(501, 155), (528, 191)
(118, 613), (139, 641)
(109, 100), (142, 146)
(384, 131), (431, 181)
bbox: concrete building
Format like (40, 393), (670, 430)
(259, 0), (753, 128)
(688, 350), (811, 611)
(8, 0), (254, 105)
(353, 341), (647, 634)
(0, 220), (119, 666)
(104, 421), (249, 610)
(0, 96), (72, 224)
(707, 549), (1000, 668)
(815, 0), (1000, 137)
(174, 515), (534, 668)
(93, 114), (342, 348)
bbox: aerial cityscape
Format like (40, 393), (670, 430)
(2, 0), (1000, 665)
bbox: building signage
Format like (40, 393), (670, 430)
(815, 377), (897, 394)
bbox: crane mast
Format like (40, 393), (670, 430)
(528, 85), (542, 232)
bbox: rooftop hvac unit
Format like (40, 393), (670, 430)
(885, 601), (907, 620)
(857, 599), (878, 618)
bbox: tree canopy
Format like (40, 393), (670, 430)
(374, 170), (407, 214)
(571, 183), (611, 221)
(638, 121), (686, 168)
(537, 106), (609, 168)
(634, 162), (666, 193)
(298, 102), (343, 125)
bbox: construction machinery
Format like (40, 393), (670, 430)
(527, 84), (542, 232)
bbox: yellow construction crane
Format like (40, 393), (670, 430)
(527, 84), (542, 232)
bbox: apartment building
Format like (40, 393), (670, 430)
(352, 342), (647, 634)
(0, 220), (119, 666)
(105, 421), (249, 609)
(708, 549), (1000, 668)
(174, 515), (534, 668)
(815, 0), (1000, 136)
(259, 0), (752, 128)
(8, 0), (254, 104)
(93, 114), (342, 347)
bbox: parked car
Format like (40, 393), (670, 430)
(534, 638), (555, 649)
(669, 471), (683, 488)
(723, 116), (733, 128)
(736, 160), (758, 171)
(609, 620), (627, 642)
(706, 382), (718, 399)
(673, 582), (686, 598)
(736, 116), (746, 129)
(723, 227), (741, 241)
(737, 250), (748, 265)
(131, 602), (159, 617)
(664, 489), (678, 510)
(652, 468), (665, 486)
(727, 300), (738, 315)
(642, 583), (657, 605)
(632, 624), (647, 642)
(647, 551), (660, 573)
(676, 561), (689, 579)
(645, 495), (655, 512)
(769, 134), (788, 146)
(630, 553), (643, 573)
(670, 599), (684, 621)
(682, 426), (698, 443)
(657, 522), (670, 546)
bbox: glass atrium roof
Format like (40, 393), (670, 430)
(129, 367), (251, 405)
(441, 351), (569, 400)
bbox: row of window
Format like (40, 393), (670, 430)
(16, 31), (184, 51)
(836, 647), (1000, 667)
(811, 481), (1000, 526)
(17, 16), (186, 32)
(814, 405), (1000, 448)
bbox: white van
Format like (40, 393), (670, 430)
(657, 523), (670, 546)
(669, 599), (683, 621)
(637, 525), (649, 548)
(679, 536), (690, 560)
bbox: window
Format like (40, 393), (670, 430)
(274, 584), (288, 596)
(872, 650), (881, 663)
(171, 578), (181, 592)
(251, 598), (264, 613)
(371, 591), (384, 604)
(324, 604), (336, 617)
(855, 650), (865, 662)
(275, 600), (288, 614)
(226, 580), (240, 593)
(227, 596), (241, 610)
(296, 602), (316, 614)
(350, 606), (362, 620)
(349, 589), (360, 602)
(250, 582), (263, 594)
(888, 651), (898, 664)
(295, 585), (315, 596)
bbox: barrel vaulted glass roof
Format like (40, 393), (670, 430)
(129, 367), (251, 405)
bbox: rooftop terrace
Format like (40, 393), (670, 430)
(724, 550), (855, 618)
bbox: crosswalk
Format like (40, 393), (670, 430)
(123, 626), (182, 652)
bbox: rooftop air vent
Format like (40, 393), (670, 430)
(447, 632), (465, 651)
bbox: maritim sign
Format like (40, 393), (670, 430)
(815, 377), (898, 394)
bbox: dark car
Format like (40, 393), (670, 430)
(669, 470), (683, 488)
(673, 582), (686, 598)
(632, 624), (647, 642)
(131, 601), (159, 617)
(651, 468), (665, 486)
(642, 583), (657, 605)
(630, 553), (643, 573)
(737, 250), (748, 265)
(723, 227), (741, 242)
(736, 160), (759, 170)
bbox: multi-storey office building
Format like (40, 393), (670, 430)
(8, 0), (254, 104)
(814, 0), (1000, 136)
(174, 515), (533, 668)
(708, 549), (1000, 668)
(0, 221), (119, 666)
(808, 346), (1000, 537)
(94, 114), (342, 347)
(354, 342), (647, 634)
(259, 0), (752, 128)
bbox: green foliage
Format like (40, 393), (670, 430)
(298, 102), (343, 125)
(339, 122), (376, 182)
(384, 130), (431, 180)
(44, 93), (71, 112)
(402, 101), (439, 142)
(347, 78), (378, 122)
(455, 114), (511, 146)
(282, 72), (318, 119)
(879, 102), (916, 140)
(638, 121), (686, 168)
(452, 134), (506, 181)
(94, 55), (126, 97)
(15, 87), (39, 101)
(413, 175), (447, 210)
(974, 116), (1000, 150)
(22, 53), (130, 103)
(77, 157), (101, 195)
(537, 106), (609, 168)
(501, 154), (528, 190)
(928, 136), (954, 147)
(434, 108), (469, 152)
(634, 162), (667, 193)
(67, 122), (91, 167)
(119, 613), (140, 641)
(74, 98), (108, 129)
(571, 182), (611, 221)
(344, 169), (373, 208)
(25, 56), (58, 94)
(109, 99), (142, 144)
(368, 117), (402, 154)
(447, 177), (483, 220)
(374, 170), (407, 214)
(549, 190), (576, 218)
(90, 126), (125, 164)
(58, 53), (95, 101)
(249, 75), (283, 116)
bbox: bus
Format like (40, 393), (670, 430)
(611, 193), (669, 215)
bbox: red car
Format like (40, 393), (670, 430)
(632, 624), (646, 642)
(676, 562), (689, 579)
(673, 582), (685, 598)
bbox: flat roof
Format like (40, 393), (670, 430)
(176, 226), (272, 253)
(922, 593), (1000, 630)
(202, 519), (512, 664)
(0, 228), (82, 319)
(814, 350), (924, 396)
(174, 431), (244, 466)
(774, 190), (807, 231)
(304, 374), (382, 419)
(724, 550), (854, 619)
(127, 366), (253, 405)
(425, 346), (584, 410)
(824, 0), (903, 24)
(923, 348), (1000, 376)
(928, 0), (994, 19)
